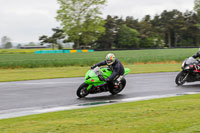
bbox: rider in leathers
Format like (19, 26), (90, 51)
(91, 53), (125, 83)
(192, 51), (200, 59)
(192, 51), (200, 69)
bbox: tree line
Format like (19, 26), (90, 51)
(97, 10), (200, 49)
(0, 35), (42, 49)
(39, 0), (200, 50)
(0, 36), (13, 49)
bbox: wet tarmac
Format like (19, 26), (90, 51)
(1, 72), (200, 113)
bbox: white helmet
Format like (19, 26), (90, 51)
(106, 53), (116, 65)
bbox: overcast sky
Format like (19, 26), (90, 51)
(0, 0), (194, 43)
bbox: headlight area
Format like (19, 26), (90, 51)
(184, 66), (190, 70)
(182, 62), (186, 68)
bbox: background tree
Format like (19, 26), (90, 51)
(150, 10), (194, 48)
(79, 14), (105, 47)
(194, 0), (200, 14)
(159, 10), (176, 47)
(1, 36), (12, 49)
(39, 0), (200, 50)
(138, 15), (157, 48)
(4, 42), (12, 49)
(194, 0), (200, 45)
(56, 0), (106, 48)
(26, 42), (36, 46)
(39, 35), (56, 49)
(39, 27), (65, 49)
(116, 24), (140, 48)
(125, 16), (140, 31)
(96, 9), (200, 49)
(179, 11), (200, 46)
(17, 44), (22, 49)
(96, 15), (121, 49)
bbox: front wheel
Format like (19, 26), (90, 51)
(76, 83), (90, 98)
(175, 71), (188, 86)
(109, 78), (126, 95)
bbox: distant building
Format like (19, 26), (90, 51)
(20, 46), (49, 49)
(80, 45), (91, 49)
(63, 42), (74, 49)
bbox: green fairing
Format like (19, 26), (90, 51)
(124, 68), (130, 75)
(85, 67), (130, 91)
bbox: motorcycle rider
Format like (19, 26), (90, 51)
(192, 51), (200, 70)
(192, 51), (200, 59)
(91, 53), (125, 85)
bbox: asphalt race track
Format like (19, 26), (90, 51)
(1, 72), (200, 118)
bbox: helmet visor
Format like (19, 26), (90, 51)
(106, 59), (114, 65)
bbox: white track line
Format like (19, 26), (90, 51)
(0, 92), (199, 120)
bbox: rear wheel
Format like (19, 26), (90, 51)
(175, 71), (188, 86)
(76, 83), (90, 98)
(109, 78), (126, 95)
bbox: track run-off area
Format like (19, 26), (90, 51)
(1, 72), (200, 119)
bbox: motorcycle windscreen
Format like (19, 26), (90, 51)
(89, 70), (98, 78)
(185, 57), (197, 65)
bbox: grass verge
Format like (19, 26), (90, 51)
(1, 94), (200, 132)
(0, 63), (181, 82)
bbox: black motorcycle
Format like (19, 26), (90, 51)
(175, 57), (200, 85)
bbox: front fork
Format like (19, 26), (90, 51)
(86, 84), (93, 91)
(182, 71), (189, 82)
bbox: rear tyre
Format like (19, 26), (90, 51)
(175, 71), (188, 86)
(109, 78), (126, 95)
(76, 83), (90, 98)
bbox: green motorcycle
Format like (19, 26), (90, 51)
(76, 67), (130, 98)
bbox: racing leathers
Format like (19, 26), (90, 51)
(192, 51), (200, 70)
(193, 51), (200, 59)
(92, 58), (125, 82)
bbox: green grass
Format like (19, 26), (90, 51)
(0, 48), (197, 68)
(1, 94), (200, 133)
(0, 63), (181, 82)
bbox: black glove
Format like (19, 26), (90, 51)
(105, 78), (110, 82)
(193, 51), (200, 58)
(91, 65), (96, 69)
(197, 51), (200, 57)
(98, 75), (105, 81)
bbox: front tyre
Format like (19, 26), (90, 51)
(109, 78), (126, 95)
(175, 71), (188, 86)
(76, 83), (89, 98)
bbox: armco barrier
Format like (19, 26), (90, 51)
(77, 50), (82, 53)
(34, 49), (94, 54)
(70, 50), (77, 53)
(82, 49), (88, 52)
